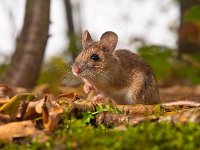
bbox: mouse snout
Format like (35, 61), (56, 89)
(74, 66), (81, 74)
(72, 63), (82, 76)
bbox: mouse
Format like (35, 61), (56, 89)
(72, 30), (160, 105)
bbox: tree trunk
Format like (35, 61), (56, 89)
(2, 0), (50, 88)
(64, 0), (80, 60)
(178, 0), (200, 56)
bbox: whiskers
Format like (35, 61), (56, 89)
(41, 60), (82, 87)
(83, 68), (114, 84)
(97, 71), (114, 83)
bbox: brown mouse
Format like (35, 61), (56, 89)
(72, 30), (160, 104)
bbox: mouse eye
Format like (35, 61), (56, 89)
(90, 54), (100, 61)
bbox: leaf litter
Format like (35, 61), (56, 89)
(0, 83), (200, 145)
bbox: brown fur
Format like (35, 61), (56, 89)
(72, 30), (160, 104)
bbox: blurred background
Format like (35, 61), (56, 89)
(0, 0), (179, 62)
(0, 0), (200, 99)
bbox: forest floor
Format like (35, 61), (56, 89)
(0, 83), (200, 150)
(1, 47), (200, 149)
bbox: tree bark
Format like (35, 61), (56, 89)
(2, 0), (50, 88)
(64, 0), (80, 60)
(178, 0), (200, 56)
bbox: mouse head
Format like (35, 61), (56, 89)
(72, 30), (118, 80)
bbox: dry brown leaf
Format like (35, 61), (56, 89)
(0, 120), (38, 143)
(0, 98), (10, 106)
(23, 97), (49, 120)
(42, 95), (63, 131)
(56, 92), (81, 111)
(23, 98), (45, 121)
(0, 84), (14, 98)
(57, 92), (79, 101)
(0, 93), (36, 121)
(36, 98), (45, 114)
(0, 114), (18, 124)
(0, 84), (14, 107)
(23, 94), (63, 126)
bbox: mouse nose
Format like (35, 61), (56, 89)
(72, 65), (81, 75)
(74, 66), (81, 74)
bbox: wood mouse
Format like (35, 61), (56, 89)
(72, 30), (160, 104)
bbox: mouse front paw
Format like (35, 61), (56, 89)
(83, 84), (93, 94)
(92, 94), (104, 103)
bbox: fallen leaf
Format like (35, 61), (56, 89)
(0, 114), (17, 124)
(0, 120), (38, 143)
(0, 84), (14, 107)
(22, 100), (42, 120)
(36, 98), (45, 114)
(42, 95), (63, 131)
(0, 98), (10, 106)
(56, 92), (80, 110)
(0, 93), (36, 115)
(0, 84), (14, 98)
(57, 92), (79, 101)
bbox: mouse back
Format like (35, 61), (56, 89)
(114, 49), (160, 104)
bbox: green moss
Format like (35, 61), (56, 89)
(2, 118), (200, 150)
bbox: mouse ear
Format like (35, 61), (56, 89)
(82, 30), (93, 49)
(100, 31), (118, 53)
